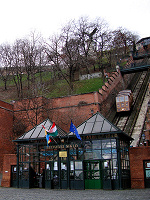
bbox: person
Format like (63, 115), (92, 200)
(53, 174), (59, 186)
(30, 166), (37, 188)
(41, 169), (45, 188)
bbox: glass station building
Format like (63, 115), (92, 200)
(13, 112), (132, 190)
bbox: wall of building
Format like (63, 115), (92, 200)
(48, 69), (133, 131)
(0, 68), (134, 177)
(144, 98), (150, 145)
(129, 146), (150, 189)
(0, 100), (15, 173)
(1, 154), (17, 187)
(0, 68), (140, 188)
(13, 69), (133, 133)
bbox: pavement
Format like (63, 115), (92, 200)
(0, 187), (150, 200)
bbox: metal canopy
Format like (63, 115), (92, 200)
(15, 118), (67, 142)
(68, 112), (132, 140)
(15, 112), (132, 143)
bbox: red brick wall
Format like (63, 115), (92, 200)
(47, 70), (133, 131)
(13, 69), (133, 132)
(129, 147), (150, 189)
(13, 96), (48, 132)
(144, 97), (150, 143)
(1, 154), (17, 187)
(0, 101), (15, 173)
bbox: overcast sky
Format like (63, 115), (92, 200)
(0, 0), (149, 44)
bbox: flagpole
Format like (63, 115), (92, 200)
(42, 124), (58, 144)
(50, 136), (57, 144)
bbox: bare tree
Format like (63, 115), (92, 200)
(60, 22), (81, 92)
(11, 39), (24, 98)
(0, 44), (12, 90)
(10, 32), (47, 99)
(111, 27), (139, 62)
(92, 17), (111, 81)
(46, 33), (78, 94)
(14, 96), (51, 130)
(74, 16), (97, 74)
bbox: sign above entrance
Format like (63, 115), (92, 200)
(46, 143), (80, 150)
(59, 151), (67, 157)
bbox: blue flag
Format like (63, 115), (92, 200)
(69, 121), (81, 140)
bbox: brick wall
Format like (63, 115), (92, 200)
(13, 96), (48, 132)
(0, 101), (15, 173)
(47, 69), (133, 130)
(1, 154), (17, 187)
(144, 97), (150, 144)
(13, 69), (133, 132)
(129, 146), (150, 189)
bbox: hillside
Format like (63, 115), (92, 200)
(0, 72), (105, 103)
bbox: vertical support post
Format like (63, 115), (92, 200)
(117, 138), (122, 189)
(17, 145), (19, 188)
(58, 150), (61, 189)
(67, 148), (70, 189)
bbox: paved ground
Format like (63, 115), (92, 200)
(0, 187), (150, 200)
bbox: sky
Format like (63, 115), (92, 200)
(0, 0), (149, 44)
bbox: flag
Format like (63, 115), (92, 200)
(46, 133), (52, 145)
(42, 123), (57, 146)
(45, 129), (52, 146)
(47, 122), (58, 137)
(69, 120), (81, 140)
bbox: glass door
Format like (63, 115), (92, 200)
(60, 157), (68, 189)
(84, 160), (102, 189)
(11, 165), (17, 188)
(19, 162), (30, 188)
(102, 160), (112, 189)
(45, 161), (59, 189)
(70, 160), (84, 189)
(144, 160), (150, 188)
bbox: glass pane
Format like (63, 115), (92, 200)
(83, 123), (93, 134)
(111, 139), (116, 148)
(93, 150), (102, 159)
(92, 162), (99, 170)
(112, 150), (117, 158)
(101, 121), (113, 132)
(85, 141), (92, 149)
(120, 96), (124, 102)
(93, 171), (100, 179)
(125, 96), (128, 101)
(92, 140), (101, 149)
(54, 162), (58, 170)
(75, 170), (83, 180)
(46, 163), (50, 170)
(92, 121), (103, 133)
(112, 159), (118, 169)
(102, 149), (111, 159)
(75, 161), (82, 169)
(61, 171), (67, 180)
(116, 97), (119, 102)
(102, 139), (110, 148)
(70, 161), (74, 170)
(84, 151), (93, 160)
(146, 170), (150, 178)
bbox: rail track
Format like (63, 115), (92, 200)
(113, 70), (149, 139)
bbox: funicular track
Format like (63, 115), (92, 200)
(113, 70), (149, 137)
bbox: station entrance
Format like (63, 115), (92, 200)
(44, 147), (84, 190)
(15, 144), (85, 189)
(13, 113), (132, 190)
